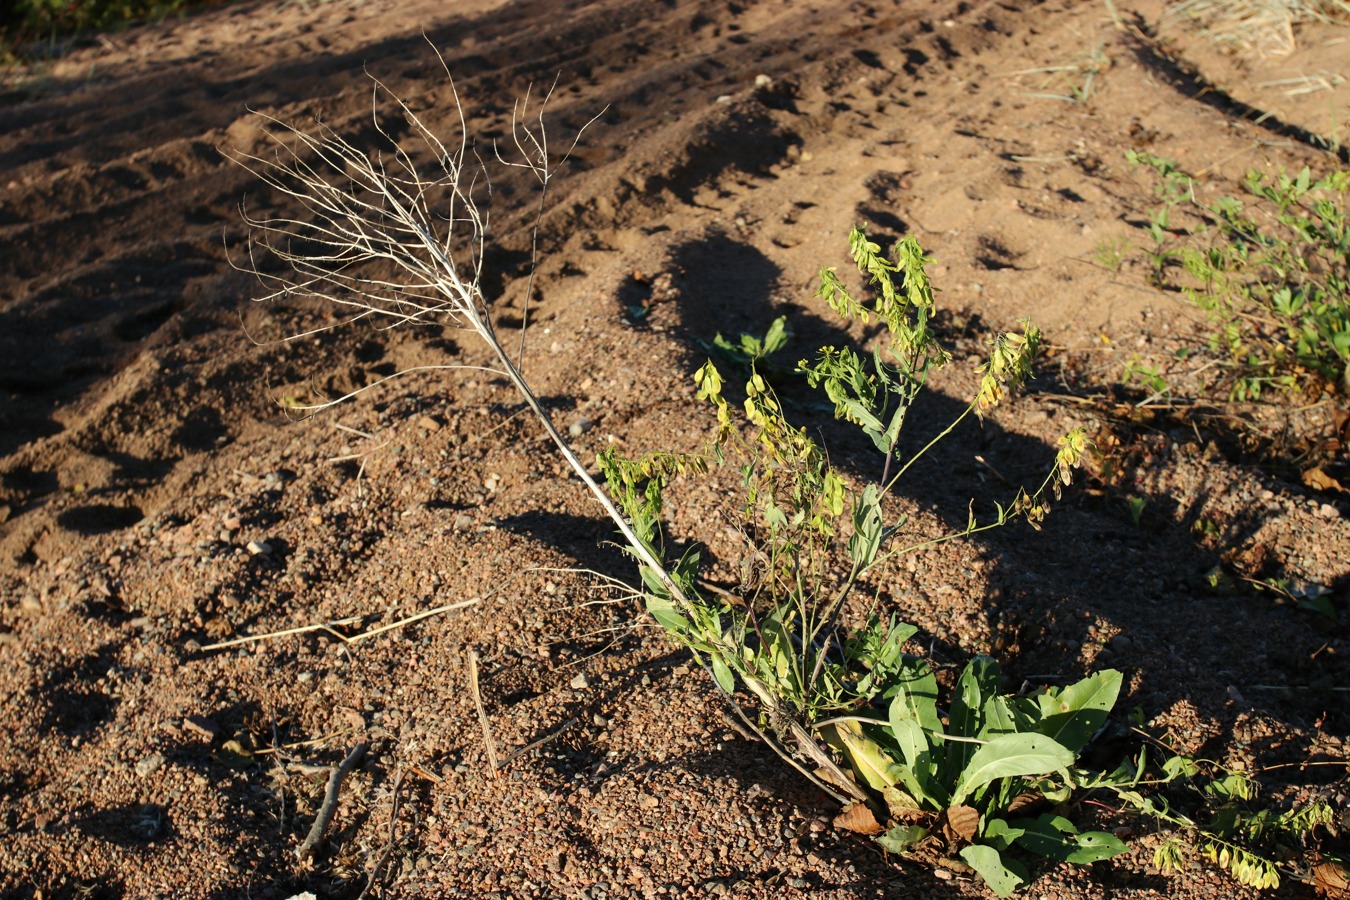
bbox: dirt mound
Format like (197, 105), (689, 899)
(1, 0), (1347, 897)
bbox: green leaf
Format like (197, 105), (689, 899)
(982, 817), (1026, 852)
(959, 844), (1028, 898)
(1014, 814), (1127, 863)
(980, 694), (1035, 740)
(947, 656), (1000, 777)
(1034, 669), (1122, 753)
(887, 664), (942, 737)
(847, 483), (885, 570)
(710, 653), (736, 694)
(641, 576), (691, 635)
(824, 720), (900, 792)
(876, 824), (928, 855)
(951, 734), (1075, 806)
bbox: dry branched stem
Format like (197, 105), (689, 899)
(228, 42), (685, 613)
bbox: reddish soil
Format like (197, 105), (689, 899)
(1, 0), (1347, 897)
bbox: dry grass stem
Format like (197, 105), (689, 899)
(355, 768), (406, 900)
(199, 597), (482, 652)
(1166, 0), (1350, 56)
(467, 650), (500, 774)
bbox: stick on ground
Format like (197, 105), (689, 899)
(296, 741), (368, 860)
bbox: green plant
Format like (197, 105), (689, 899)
(1129, 151), (1350, 400)
(1122, 356), (1171, 397)
(709, 314), (792, 369)
(1100, 747), (1344, 891)
(237, 70), (1127, 896)
(1093, 237), (1131, 272)
(600, 230), (1119, 895)
(829, 652), (1129, 896)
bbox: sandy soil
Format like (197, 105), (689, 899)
(1, 0), (1348, 897)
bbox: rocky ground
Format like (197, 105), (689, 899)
(1, 0), (1348, 897)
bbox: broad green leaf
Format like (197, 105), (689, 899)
(876, 824), (928, 855)
(951, 734), (1075, 806)
(762, 316), (791, 355)
(1034, 670), (1122, 752)
(824, 720), (899, 792)
(1064, 831), (1128, 863)
(887, 664), (942, 733)
(947, 656), (1000, 778)
(959, 844), (1028, 898)
(982, 817), (1025, 851)
(1014, 814), (1127, 863)
(980, 694), (1034, 739)
(883, 666), (947, 807)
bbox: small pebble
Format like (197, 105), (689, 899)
(135, 754), (165, 778)
(568, 417), (594, 438)
(570, 673), (589, 690)
(246, 540), (272, 556)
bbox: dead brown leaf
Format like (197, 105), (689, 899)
(1313, 859), (1350, 898)
(834, 802), (884, 835)
(943, 805), (980, 844)
(1303, 466), (1346, 493)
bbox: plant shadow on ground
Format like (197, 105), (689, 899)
(617, 227), (855, 383)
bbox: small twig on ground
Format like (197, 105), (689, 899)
(297, 742), (367, 860)
(356, 768), (406, 900)
(500, 717), (578, 768)
(468, 650), (500, 774)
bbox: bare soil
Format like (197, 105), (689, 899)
(1, 0), (1347, 897)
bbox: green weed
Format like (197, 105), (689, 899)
(1098, 748), (1343, 891)
(1129, 151), (1350, 400)
(233, 68), (1338, 895)
(601, 228), (1117, 895)
(1093, 238), (1131, 272)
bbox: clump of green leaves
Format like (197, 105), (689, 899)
(826, 649), (1128, 896)
(707, 314), (792, 371)
(1129, 151), (1350, 400)
(601, 227), (1109, 895)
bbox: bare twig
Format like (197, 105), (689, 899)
(500, 717), (579, 767)
(297, 741), (367, 860)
